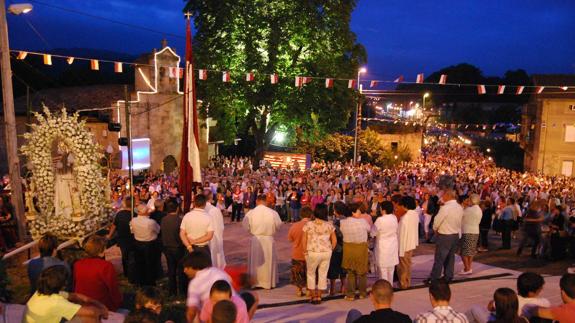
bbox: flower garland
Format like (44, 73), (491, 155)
(21, 107), (111, 239)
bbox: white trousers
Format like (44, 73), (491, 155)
(378, 266), (395, 285)
(305, 251), (332, 290)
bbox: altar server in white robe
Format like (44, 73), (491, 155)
(371, 201), (399, 284)
(204, 190), (226, 269)
(243, 194), (283, 289)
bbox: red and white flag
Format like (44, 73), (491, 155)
(270, 74), (278, 84)
(222, 71), (230, 82)
(179, 17), (202, 212)
(168, 67), (179, 78)
(348, 79), (356, 89)
(325, 78), (333, 88)
(416, 73), (424, 84)
(16, 51), (27, 60)
(370, 80), (378, 88)
(245, 72), (254, 82)
(536, 86), (544, 94)
(439, 74), (447, 85)
(477, 85), (486, 95)
(497, 85), (505, 95)
(394, 75), (404, 83)
(66, 57), (74, 65)
(198, 69), (207, 80)
(114, 62), (123, 73)
(303, 77), (312, 85)
(295, 76), (303, 87)
(90, 60), (99, 70)
(516, 86), (525, 95)
(43, 54), (52, 66)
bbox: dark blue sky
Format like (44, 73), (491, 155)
(7, 0), (575, 80)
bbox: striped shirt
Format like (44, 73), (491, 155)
(415, 306), (469, 323)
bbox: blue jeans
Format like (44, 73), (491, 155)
(430, 234), (459, 281)
(291, 208), (301, 222)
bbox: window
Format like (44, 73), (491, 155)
(565, 125), (575, 142)
(562, 161), (573, 177)
(391, 142), (398, 152)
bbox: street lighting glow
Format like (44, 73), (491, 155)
(359, 67), (367, 74)
(8, 3), (33, 15)
(273, 131), (286, 144)
(423, 92), (430, 98)
(486, 148), (491, 153)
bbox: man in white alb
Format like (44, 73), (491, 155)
(243, 194), (282, 289)
(180, 194), (214, 258)
(204, 189), (226, 269)
(427, 175), (463, 283)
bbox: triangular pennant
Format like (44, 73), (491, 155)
(394, 75), (404, 83)
(222, 71), (230, 82)
(66, 57), (74, 65)
(90, 59), (99, 70)
(497, 85), (505, 95)
(477, 85), (486, 95)
(114, 62), (123, 73)
(536, 86), (544, 94)
(416, 73), (424, 84)
(439, 74), (447, 85)
(516, 86), (525, 95)
(16, 51), (27, 60)
(370, 80), (378, 88)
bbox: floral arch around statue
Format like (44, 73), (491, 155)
(21, 107), (112, 239)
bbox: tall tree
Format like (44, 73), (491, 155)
(184, 0), (366, 164)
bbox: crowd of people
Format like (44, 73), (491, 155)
(5, 141), (575, 322)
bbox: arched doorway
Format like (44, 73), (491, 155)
(163, 155), (178, 174)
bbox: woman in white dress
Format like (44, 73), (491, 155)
(371, 200), (399, 284)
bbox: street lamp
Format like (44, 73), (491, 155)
(8, 3), (33, 15)
(422, 92), (430, 110)
(353, 67), (366, 165)
(1, 1), (33, 241)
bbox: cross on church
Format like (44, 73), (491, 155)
(184, 12), (192, 20)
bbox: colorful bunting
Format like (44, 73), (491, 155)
(394, 75), (404, 83)
(497, 85), (505, 95)
(90, 59), (99, 71)
(245, 72), (254, 82)
(66, 57), (74, 65)
(43, 54), (52, 66)
(325, 78), (333, 88)
(198, 69), (207, 80)
(348, 79), (356, 89)
(16, 51), (27, 60)
(416, 73), (424, 84)
(477, 85), (486, 95)
(270, 73), (278, 84)
(516, 86), (525, 95)
(439, 74), (447, 85)
(114, 62), (123, 73)
(222, 71), (230, 82)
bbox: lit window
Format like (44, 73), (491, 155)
(565, 125), (575, 142)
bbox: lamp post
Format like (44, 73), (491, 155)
(420, 92), (430, 157)
(353, 67), (366, 165)
(1, 2), (33, 241)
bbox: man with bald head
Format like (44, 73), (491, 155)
(346, 279), (411, 323)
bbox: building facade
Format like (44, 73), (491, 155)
(520, 75), (575, 176)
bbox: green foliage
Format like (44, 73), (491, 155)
(184, 0), (366, 159)
(305, 129), (412, 167)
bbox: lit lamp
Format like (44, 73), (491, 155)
(422, 92), (430, 110)
(353, 67), (367, 165)
(8, 3), (33, 15)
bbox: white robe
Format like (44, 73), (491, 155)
(242, 204), (282, 289)
(205, 203), (226, 269)
(372, 213), (399, 267)
(398, 209), (419, 257)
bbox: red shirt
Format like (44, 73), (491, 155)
(73, 257), (122, 311)
(550, 302), (575, 323)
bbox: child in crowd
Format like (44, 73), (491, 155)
(199, 280), (249, 323)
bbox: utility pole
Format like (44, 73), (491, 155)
(1, 0), (26, 241)
(353, 67), (366, 165)
(123, 85), (134, 218)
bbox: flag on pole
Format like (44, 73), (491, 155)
(348, 79), (356, 89)
(439, 74), (447, 85)
(43, 54), (52, 65)
(90, 60), (99, 71)
(16, 51), (27, 60)
(198, 69), (207, 80)
(270, 74), (278, 84)
(114, 62), (123, 73)
(370, 80), (378, 88)
(66, 57), (74, 65)
(179, 16), (202, 213)
(477, 85), (486, 95)
(536, 86), (544, 94)
(497, 85), (505, 95)
(416, 73), (424, 84)
(325, 78), (333, 88)
(222, 71), (230, 82)
(394, 75), (404, 83)
(245, 72), (254, 82)
(516, 86), (525, 95)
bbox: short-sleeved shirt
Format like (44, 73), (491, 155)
(199, 295), (250, 323)
(186, 267), (233, 309)
(302, 220), (335, 253)
(549, 302), (575, 322)
(340, 217), (371, 243)
(181, 208), (214, 246)
(23, 291), (81, 323)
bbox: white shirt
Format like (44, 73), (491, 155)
(462, 204), (482, 234)
(518, 295), (550, 318)
(242, 204), (282, 236)
(398, 209), (419, 257)
(181, 208), (214, 246)
(130, 216), (160, 242)
(186, 267), (233, 308)
(433, 199), (464, 235)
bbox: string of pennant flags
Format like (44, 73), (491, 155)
(362, 117), (575, 130)
(12, 49), (574, 94)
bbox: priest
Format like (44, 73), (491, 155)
(242, 194), (282, 289)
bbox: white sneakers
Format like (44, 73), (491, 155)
(459, 269), (473, 275)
